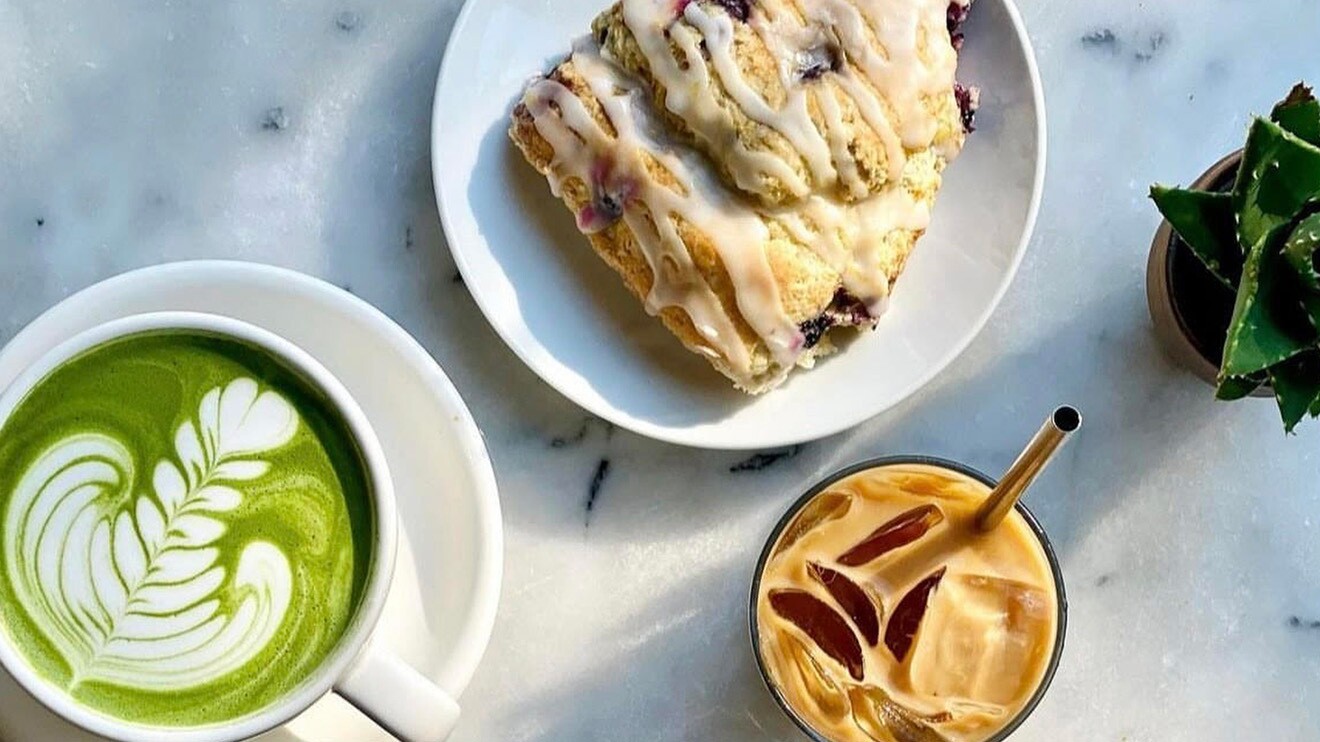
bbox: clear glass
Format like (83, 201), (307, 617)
(749, 455), (1068, 742)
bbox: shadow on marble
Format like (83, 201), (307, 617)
(475, 555), (805, 742)
(309, 8), (596, 448)
(530, 284), (1226, 561)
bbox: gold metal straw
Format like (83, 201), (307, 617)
(974, 406), (1082, 532)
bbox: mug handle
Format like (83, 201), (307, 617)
(335, 644), (461, 741)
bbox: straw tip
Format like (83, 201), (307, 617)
(1052, 406), (1081, 433)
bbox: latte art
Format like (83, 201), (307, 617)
(7, 379), (296, 692)
(0, 332), (374, 727)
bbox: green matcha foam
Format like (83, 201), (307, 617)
(0, 332), (375, 727)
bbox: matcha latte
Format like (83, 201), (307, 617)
(0, 331), (375, 727)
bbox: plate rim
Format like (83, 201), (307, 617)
(430, 0), (1047, 450)
(0, 259), (504, 704)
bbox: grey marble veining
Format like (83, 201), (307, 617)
(3, 0), (1320, 740)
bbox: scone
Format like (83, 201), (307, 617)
(509, 0), (975, 393)
(593, 0), (969, 207)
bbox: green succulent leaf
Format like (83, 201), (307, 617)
(1268, 351), (1320, 433)
(1299, 292), (1320, 336)
(1233, 119), (1320, 249)
(1220, 226), (1316, 378)
(1153, 84), (1320, 430)
(1270, 83), (1320, 146)
(1216, 372), (1267, 401)
(1150, 186), (1241, 287)
(1283, 211), (1320, 291)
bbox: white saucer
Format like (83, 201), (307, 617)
(0, 261), (503, 741)
(432, 0), (1045, 449)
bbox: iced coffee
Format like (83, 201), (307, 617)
(753, 461), (1062, 742)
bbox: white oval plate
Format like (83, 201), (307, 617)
(432, 0), (1045, 450)
(0, 261), (502, 742)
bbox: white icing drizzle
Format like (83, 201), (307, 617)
(683, 4), (838, 195)
(814, 84), (867, 201)
(773, 187), (931, 304)
(813, 0), (958, 153)
(525, 48), (803, 376)
(519, 0), (962, 387)
(621, 0), (813, 199)
(621, 0), (959, 201)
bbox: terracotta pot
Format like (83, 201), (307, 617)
(1145, 149), (1270, 396)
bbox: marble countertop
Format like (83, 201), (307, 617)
(3, 0), (1319, 739)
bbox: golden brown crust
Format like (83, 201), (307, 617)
(595, 3), (824, 207)
(591, 1), (956, 208)
(511, 60), (864, 391)
(507, 0), (960, 393)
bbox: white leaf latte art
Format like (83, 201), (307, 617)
(4, 378), (299, 691)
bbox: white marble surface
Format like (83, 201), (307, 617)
(2, 0), (1319, 740)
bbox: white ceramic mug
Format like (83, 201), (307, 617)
(0, 311), (460, 742)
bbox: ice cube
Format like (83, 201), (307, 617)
(769, 589), (865, 681)
(764, 630), (851, 723)
(775, 490), (852, 556)
(885, 568), (947, 662)
(847, 684), (951, 742)
(838, 505), (945, 567)
(809, 562), (881, 646)
(906, 574), (1053, 707)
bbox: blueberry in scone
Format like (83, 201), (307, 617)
(510, 0), (976, 393)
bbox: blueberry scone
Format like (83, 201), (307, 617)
(509, 0), (976, 393)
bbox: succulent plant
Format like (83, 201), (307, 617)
(1152, 84), (1320, 431)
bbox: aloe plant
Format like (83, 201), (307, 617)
(1152, 84), (1320, 431)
